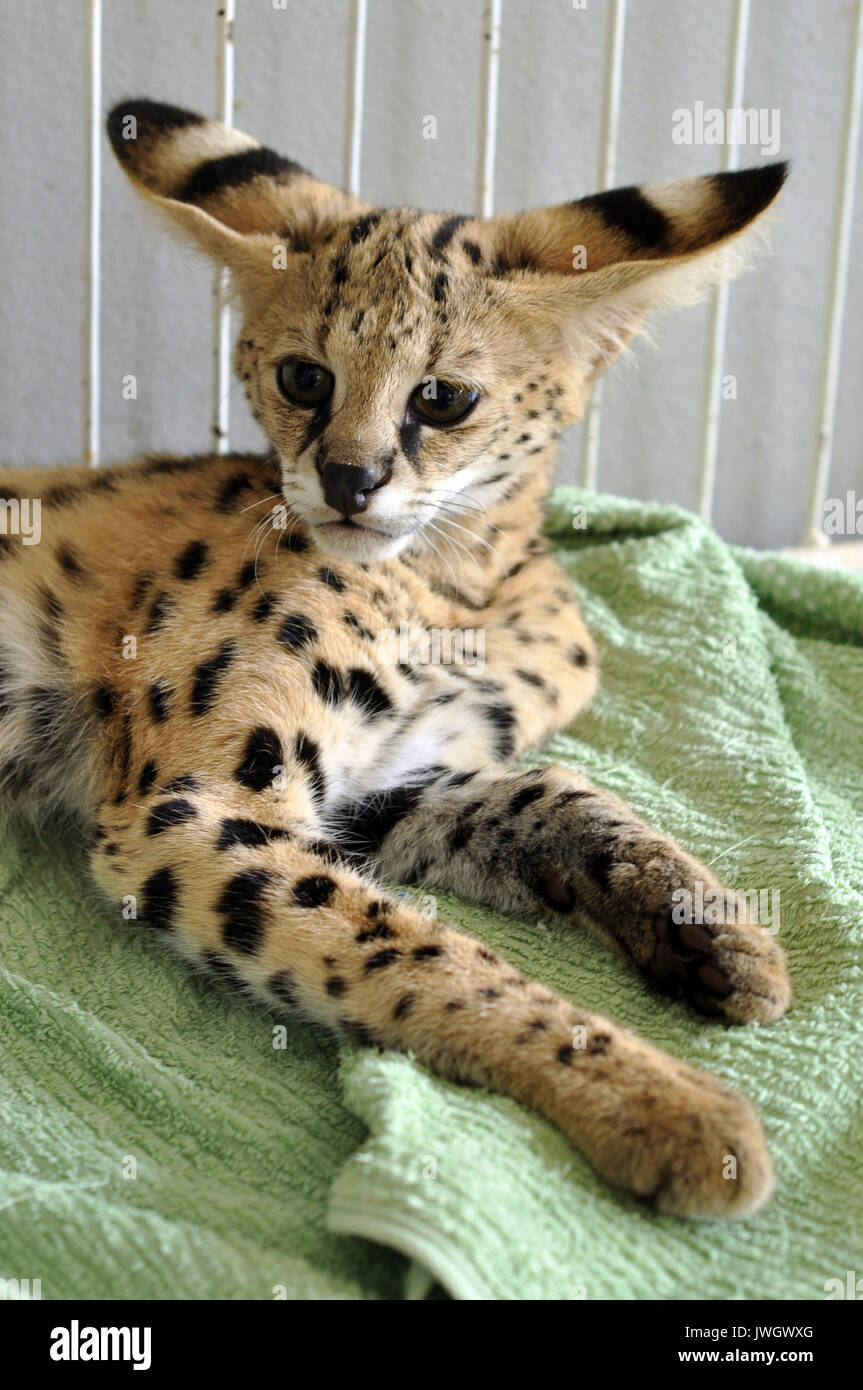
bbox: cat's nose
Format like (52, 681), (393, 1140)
(321, 460), (391, 517)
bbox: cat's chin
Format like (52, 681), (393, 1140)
(311, 519), (414, 564)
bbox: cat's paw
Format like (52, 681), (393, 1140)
(557, 1044), (774, 1219)
(541, 807), (792, 1024)
(648, 908), (791, 1024)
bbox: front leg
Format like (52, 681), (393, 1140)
(91, 778), (773, 1218)
(373, 767), (792, 1025)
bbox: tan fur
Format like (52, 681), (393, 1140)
(0, 99), (791, 1218)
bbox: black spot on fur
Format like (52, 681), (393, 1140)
(393, 992), (416, 1020)
(202, 950), (246, 993)
(399, 417), (422, 469)
(212, 587), (237, 613)
(356, 922), (394, 944)
(709, 164), (788, 242)
(330, 773), (440, 856)
(581, 841), (616, 891)
(107, 99), (204, 155)
(56, 543), (86, 582)
(40, 587), (64, 624)
(449, 818), (475, 853)
(177, 146), (307, 204)
(129, 574), (151, 609)
(365, 948), (400, 973)
(145, 798), (197, 836)
(509, 783), (545, 815)
(148, 679), (172, 723)
(141, 865), (179, 932)
(278, 613), (318, 651)
(341, 1020), (381, 1048)
(295, 732), (326, 803)
(344, 611), (375, 641)
(318, 567), (345, 592)
(216, 817), (290, 850)
(215, 472), (253, 512)
(553, 788), (595, 808)
(413, 945), (442, 962)
(577, 185), (670, 250)
(235, 726), (283, 792)
(350, 211), (382, 243)
(482, 700), (517, 758)
(447, 769), (478, 788)
(137, 758), (158, 796)
(236, 561), (257, 590)
(297, 399), (332, 458)
(216, 868), (271, 955)
(293, 875), (337, 908)
(515, 668), (544, 688)
(175, 539), (209, 580)
(312, 660), (344, 705)
(93, 685), (115, 718)
(252, 591), (277, 622)
(145, 591), (174, 634)
(190, 640), (236, 715)
(325, 975), (346, 998)
(269, 970), (302, 1008)
(164, 774), (199, 793)
(346, 667), (391, 716)
(282, 531), (310, 553)
(431, 214), (466, 257)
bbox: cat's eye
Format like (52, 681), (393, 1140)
(276, 359), (334, 407)
(409, 380), (479, 427)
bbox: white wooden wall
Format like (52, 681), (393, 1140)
(1, 0), (861, 550)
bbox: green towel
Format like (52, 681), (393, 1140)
(1, 488), (861, 1300)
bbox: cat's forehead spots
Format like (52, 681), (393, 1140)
(305, 210), (490, 363)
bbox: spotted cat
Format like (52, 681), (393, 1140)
(0, 99), (790, 1218)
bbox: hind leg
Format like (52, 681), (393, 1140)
(372, 766), (792, 1025)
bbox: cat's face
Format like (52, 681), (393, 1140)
(235, 210), (577, 562)
(107, 99), (786, 565)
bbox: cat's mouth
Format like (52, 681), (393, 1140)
(318, 518), (392, 536)
(312, 516), (415, 561)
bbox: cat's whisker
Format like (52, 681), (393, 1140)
(240, 492), (282, 514)
(411, 499), (507, 577)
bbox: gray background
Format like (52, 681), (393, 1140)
(1, 0), (861, 548)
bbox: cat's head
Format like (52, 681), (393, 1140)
(108, 99), (785, 563)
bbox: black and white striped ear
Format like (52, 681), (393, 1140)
(486, 163), (787, 377)
(489, 163), (787, 277)
(106, 98), (364, 270)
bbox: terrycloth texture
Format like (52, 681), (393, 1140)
(1, 488), (862, 1299)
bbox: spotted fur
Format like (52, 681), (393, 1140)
(0, 99), (791, 1219)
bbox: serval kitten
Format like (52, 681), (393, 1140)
(0, 99), (790, 1217)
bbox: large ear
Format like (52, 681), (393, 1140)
(485, 164), (787, 379)
(106, 98), (365, 287)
